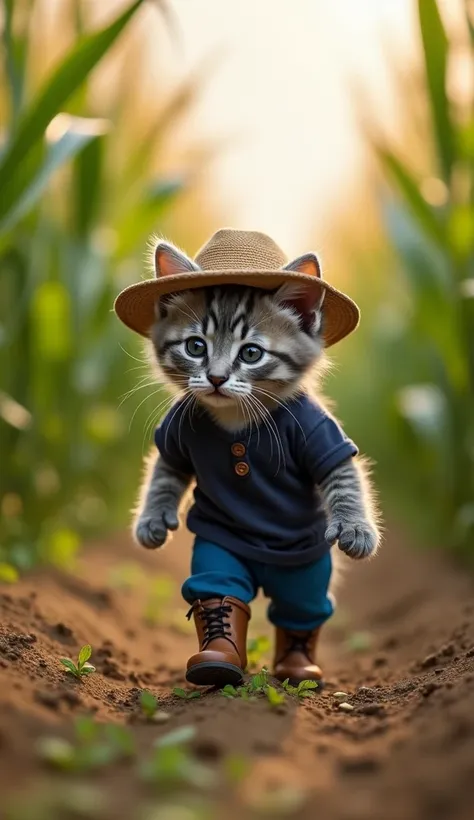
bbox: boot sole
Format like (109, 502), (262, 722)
(186, 661), (244, 687)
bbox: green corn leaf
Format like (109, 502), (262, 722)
(2, 0), (33, 124)
(31, 281), (72, 362)
(73, 131), (105, 238)
(172, 687), (189, 699)
(376, 147), (447, 249)
(60, 658), (79, 675)
(78, 644), (92, 667)
(418, 0), (455, 181)
(0, 0), (146, 200)
(0, 116), (109, 234)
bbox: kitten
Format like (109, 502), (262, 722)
(133, 242), (380, 560)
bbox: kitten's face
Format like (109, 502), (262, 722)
(151, 285), (324, 412)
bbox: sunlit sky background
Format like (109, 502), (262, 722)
(159, 0), (427, 253)
(88, 0), (463, 255)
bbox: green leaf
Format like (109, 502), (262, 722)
(79, 663), (96, 675)
(297, 680), (319, 694)
(376, 147), (446, 249)
(31, 283), (73, 362)
(0, 116), (109, 234)
(418, 0), (454, 181)
(2, 0), (32, 124)
(0, 562), (19, 583)
(0, 0), (146, 207)
(187, 691), (201, 699)
(221, 684), (238, 697)
(247, 635), (271, 667)
(155, 726), (196, 748)
(73, 131), (105, 237)
(266, 685), (286, 706)
(60, 658), (79, 675)
(140, 689), (158, 717)
(78, 644), (92, 668)
(172, 687), (189, 699)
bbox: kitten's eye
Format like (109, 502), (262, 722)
(185, 337), (207, 357)
(239, 344), (264, 364)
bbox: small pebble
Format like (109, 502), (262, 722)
(152, 711), (171, 723)
(338, 702), (354, 712)
(333, 691), (348, 701)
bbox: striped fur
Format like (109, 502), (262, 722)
(133, 451), (191, 548)
(321, 457), (379, 560)
(133, 241), (380, 556)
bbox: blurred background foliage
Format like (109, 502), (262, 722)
(1, 0), (473, 577)
(0, 0), (213, 575)
(330, 0), (474, 559)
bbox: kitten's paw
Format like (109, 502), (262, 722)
(325, 519), (379, 560)
(134, 510), (179, 550)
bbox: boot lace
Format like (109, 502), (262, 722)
(187, 603), (232, 648)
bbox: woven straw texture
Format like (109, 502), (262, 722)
(114, 229), (360, 347)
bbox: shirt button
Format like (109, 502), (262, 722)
(231, 442), (246, 457)
(234, 461), (249, 477)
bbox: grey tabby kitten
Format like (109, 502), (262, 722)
(134, 241), (380, 559)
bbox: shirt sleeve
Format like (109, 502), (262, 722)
(302, 414), (358, 484)
(154, 404), (194, 475)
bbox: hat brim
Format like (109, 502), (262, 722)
(114, 270), (360, 348)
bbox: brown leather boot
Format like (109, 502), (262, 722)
(273, 627), (323, 686)
(186, 596), (250, 687)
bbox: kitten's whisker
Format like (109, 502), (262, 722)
(164, 390), (194, 453)
(178, 297), (202, 325)
(252, 386), (306, 442)
(178, 392), (195, 452)
(142, 390), (184, 447)
(246, 393), (277, 467)
(248, 393), (285, 473)
(128, 387), (167, 432)
(119, 344), (150, 364)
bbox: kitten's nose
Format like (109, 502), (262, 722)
(208, 374), (229, 388)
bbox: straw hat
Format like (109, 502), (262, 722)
(114, 228), (359, 347)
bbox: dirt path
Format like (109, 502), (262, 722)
(1, 531), (474, 820)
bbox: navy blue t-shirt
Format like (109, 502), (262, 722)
(154, 393), (357, 566)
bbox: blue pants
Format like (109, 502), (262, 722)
(181, 537), (334, 631)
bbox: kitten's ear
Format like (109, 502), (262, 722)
(283, 252), (322, 279)
(281, 252), (325, 321)
(277, 253), (325, 333)
(154, 240), (200, 278)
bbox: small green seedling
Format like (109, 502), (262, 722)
(247, 635), (271, 668)
(281, 678), (318, 698)
(173, 687), (201, 700)
(219, 684), (240, 699)
(247, 667), (269, 694)
(345, 631), (373, 653)
(60, 644), (95, 679)
(141, 725), (216, 789)
(37, 716), (135, 773)
(266, 685), (286, 707)
(140, 689), (158, 718)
